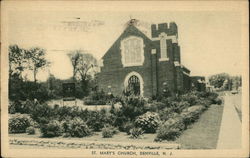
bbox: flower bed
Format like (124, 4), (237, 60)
(9, 138), (180, 149)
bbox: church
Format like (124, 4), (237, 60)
(97, 21), (195, 97)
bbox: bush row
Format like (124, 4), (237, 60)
(155, 105), (206, 141)
(9, 91), (222, 139)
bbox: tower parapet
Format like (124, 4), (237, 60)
(151, 22), (178, 38)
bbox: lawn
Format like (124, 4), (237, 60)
(175, 104), (224, 149)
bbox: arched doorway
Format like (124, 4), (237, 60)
(124, 71), (144, 96)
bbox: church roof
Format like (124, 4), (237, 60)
(101, 23), (154, 60)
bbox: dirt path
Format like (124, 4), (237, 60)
(175, 104), (224, 149)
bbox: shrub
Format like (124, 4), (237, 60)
(30, 103), (54, 124)
(8, 101), (17, 114)
(155, 127), (181, 142)
(54, 106), (82, 121)
(123, 121), (135, 135)
(26, 126), (35, 135)
(119, 96), (147, 120)
(129, 127), (144, 139)
(86, 109), (112, 131)
(155, 117), (184, 141)
(159, 108), (179, 121)
(9, 114), (33, 133)
(180, 93), (199, 106)
(102, 125), (119, 138)
(109, 96), (147, 131)
(64, 117), (92, 137)
(148, 101), (167, 112)
(181, 106), (205, 128)
(214, 97), (223, 105)
(135, 112), (161, 133)
(196, 98), (212, 108)
(8, 100), (35, 114)
(40, 120), (63, 137)
(84, 90), (112, 105)
(177, 101), (190, 112)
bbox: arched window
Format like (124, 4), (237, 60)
(159, 32), (169, 61)
(124, 71), (144, 96)
(121, 36), (144, 67)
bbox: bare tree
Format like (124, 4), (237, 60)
(68, 50), (98, 95)
(67, 50), (82, 80)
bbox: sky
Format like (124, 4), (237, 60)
(6, 2), (244, 81)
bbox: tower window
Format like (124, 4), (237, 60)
(160, 38), (167, 58)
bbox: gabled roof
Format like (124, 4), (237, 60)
(101, 24), (154, 60)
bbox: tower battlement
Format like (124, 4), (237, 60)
(151, 22), (178, 38)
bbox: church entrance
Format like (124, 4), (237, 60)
(127, 75), (140, 95)
(124, 71), (143, 96)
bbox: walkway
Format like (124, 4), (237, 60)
(216, 93), (242, 149)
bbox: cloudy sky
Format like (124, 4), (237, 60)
(5, 1), (246, 81)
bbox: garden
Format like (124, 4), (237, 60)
(9, 90), (223, 149)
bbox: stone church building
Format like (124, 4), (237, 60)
(97, 22), (194, 97)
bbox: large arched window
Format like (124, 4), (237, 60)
(121, 36), (144, 67)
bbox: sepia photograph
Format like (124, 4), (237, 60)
(1, 1), (249, 157)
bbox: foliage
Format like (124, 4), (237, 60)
(83, 90), (113, 105)
(147, 101), (167, 112)
(159, 108), (179, 121)
(9, 114), (33, 133)
(26, 126), (36, 135)
(101, 125), (119, 138)
(86, 109), (113, 131)
(129, 127), (144, 139)
(179, 92), (199, 106)
(208, 73), (241, 90)
(40, 120), (63, 137)
(63, 117), (92, 137)
(110, 96), (148, 131)
(67, 50), (98, 96)
(135, 112), (161, 133)
(25, 47), (50, 83)
(8, 45), (27, 78)
(156, 105), (205, 141)
(9, 79), (53, 102)
(155, 117), (184, 141)
(123, 121), (135, 135)
(181, 106), (205, 128)
(119, 96), (147, 120)
(30, 103), (54, 124)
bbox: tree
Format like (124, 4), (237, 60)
(26, 47), (49, 83)
(67, 50), (82, 80)
(9, 45), (27, 78)
(209, 73), (230, 90)
(68, 50), (98, 96)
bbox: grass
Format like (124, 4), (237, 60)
(175, 104), (224, 149)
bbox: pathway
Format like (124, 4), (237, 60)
(216, 93), (242, 149)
